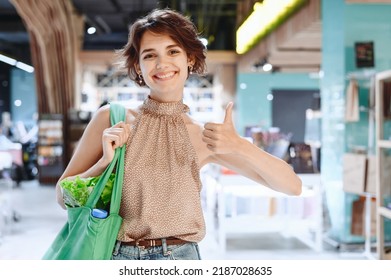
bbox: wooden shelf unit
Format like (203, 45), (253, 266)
(375, 69), (391, 260)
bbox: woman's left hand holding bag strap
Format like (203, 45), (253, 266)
(42, 103), (127, 260)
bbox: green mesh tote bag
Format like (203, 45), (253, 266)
(42, 103), (126, 260)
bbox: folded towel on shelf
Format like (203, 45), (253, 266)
(345, 79), (360, 122)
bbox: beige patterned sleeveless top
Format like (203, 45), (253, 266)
(117, 96), (205, 242)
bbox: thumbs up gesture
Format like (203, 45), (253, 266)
(203, 102), (241, 154)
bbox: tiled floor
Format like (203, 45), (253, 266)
(0, 180), (367, 260)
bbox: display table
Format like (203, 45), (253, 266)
(204, 173), (323, 253)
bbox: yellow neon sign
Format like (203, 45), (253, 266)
(236, 0), (308, 54)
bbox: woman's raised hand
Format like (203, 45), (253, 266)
(202, 102), (241, 154)
(101, 121), (131, 163)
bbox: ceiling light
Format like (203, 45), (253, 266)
(16, 61), (34, 73)
(0, 53), (34, 73)
(263, 63), (273, 72)
(0, 54), (17, 66)
(252, 57), (273, 72)
(236, 0), (307, 54)
(87, 27), (96, 34)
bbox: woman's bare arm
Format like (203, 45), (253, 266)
(202, 102), (302, 196)
(55, 105), (131, 208)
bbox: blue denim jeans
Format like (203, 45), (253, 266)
(111, 239), (201, 260)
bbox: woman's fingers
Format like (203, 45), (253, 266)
(103, 122), (131, 149)
(106, 129), (125, 147)
(204, 122), (221, 131)
(203, 123), (239, 154)
(100, 121), (131, 163)
(103, 133), (119, 148)
(202, 128), (218, 140)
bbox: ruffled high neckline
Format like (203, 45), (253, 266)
(142, 96), (189, 116)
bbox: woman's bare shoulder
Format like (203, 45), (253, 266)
(90, 104), (110, 127)
(108, 101), (141, 125)
(182, 113), (203, 129)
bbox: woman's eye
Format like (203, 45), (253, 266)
(169, 49), (180, 55)
(143, 53), (154, 59)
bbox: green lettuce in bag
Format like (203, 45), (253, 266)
(60, 173), (115, 210)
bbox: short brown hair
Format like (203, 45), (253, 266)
(117, 8), (207, 86)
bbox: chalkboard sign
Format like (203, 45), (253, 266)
(355, 41), (374, 68)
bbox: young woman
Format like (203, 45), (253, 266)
(56, 8), (302, 260)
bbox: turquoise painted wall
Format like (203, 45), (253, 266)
(345, 3), (391, 151)
(321, 0), (391, 243)
(236, 73), (319, 135)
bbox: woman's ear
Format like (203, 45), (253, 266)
(134, 64), (141, 74)
(188, 56), (195, 67)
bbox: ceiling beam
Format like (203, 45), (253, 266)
(268, 50), (321, 66)
(276, 20), (321, 50)
(277, 66), (320, 73)
(238, 0), (322, 73)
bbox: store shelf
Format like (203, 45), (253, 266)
(379, 206), (391, 220)
(91, 78), (219, 123)
(375, 69), (391, 260)
(37, 114), (64, 184)
(378, 140), (391, 149)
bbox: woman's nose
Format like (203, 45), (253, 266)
(156, 57), (168, 69)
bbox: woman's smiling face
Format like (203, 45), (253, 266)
(138, 31), (192, 102)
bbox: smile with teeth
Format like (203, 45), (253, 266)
(154, 71), (176, 80)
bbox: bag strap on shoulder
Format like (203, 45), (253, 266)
(109, 102), (126, 127)
(85, 103), (126, 213)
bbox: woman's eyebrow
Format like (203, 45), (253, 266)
(141, 48), (154, 55)
(141, 44), (180, 55)
(166, 44), (179, 49)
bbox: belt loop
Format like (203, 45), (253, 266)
(162, 238), (169, 256)
(112, 240), (121, 256)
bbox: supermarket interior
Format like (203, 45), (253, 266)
(1, 0), (391, 260)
